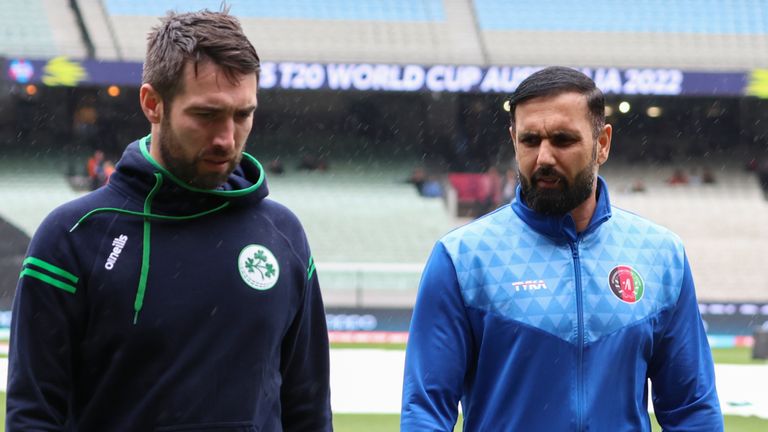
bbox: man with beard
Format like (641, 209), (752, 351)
(401, 67), (722, 431)
(7, 9), (331, 431)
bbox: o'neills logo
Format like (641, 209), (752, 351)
(609, 265), (644, 303)
(104, 235), (128, 270)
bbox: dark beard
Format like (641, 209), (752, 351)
(519, 162), (595, 216)
(158, 118), (240, 189)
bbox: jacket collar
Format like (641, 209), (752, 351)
(108, 136), (269, 214)
(511, 175), (612, 242)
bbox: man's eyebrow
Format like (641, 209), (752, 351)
(517, 131), (540, 140)
(185, 104), (257, 113)
(551, 130), (581, 139)
(238, 105), (257, 113)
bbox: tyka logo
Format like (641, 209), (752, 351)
(104, 235), (128, 270)
(511, 280), (548, 292)
(238, 244), (280, 290)
(609, 265), (645, 303)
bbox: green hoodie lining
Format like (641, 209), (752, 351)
(139, 135), (264, 197)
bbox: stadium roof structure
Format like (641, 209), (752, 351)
(3, 0), (768, 72)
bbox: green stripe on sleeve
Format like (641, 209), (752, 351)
(307, 256), (316, 280)
(19, 268), (77, 294)
(23, 257), (79, 283)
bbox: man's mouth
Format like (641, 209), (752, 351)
(536, 177), (562, 188)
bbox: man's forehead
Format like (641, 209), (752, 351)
(514, 92), (590, 127)
(516, 91), (588, 112)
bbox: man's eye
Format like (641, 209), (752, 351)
(553, 136), (577, 146)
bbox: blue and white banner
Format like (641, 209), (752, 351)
(2, 57), (760, 97)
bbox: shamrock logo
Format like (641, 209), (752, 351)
(245, 249), (273, 278)
(238, 245), (280, 290)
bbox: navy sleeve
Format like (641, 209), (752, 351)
(649, 254), (723, 431)
(401, 242), (473, 431)
(7, 219), (86, 430)
(279, 254), (332, 431)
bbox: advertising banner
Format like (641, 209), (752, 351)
(4, 56), (762, 97)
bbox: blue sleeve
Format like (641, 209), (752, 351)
(649, 254), (723, 431)
(279, 255), (332, 431)
(401, 242), (474, 431)
(7, 220), (85, 430)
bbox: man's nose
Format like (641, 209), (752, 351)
(212, 118), (236, 151)
(536, 140), (557, 167)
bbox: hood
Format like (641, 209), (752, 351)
(71, 134), (270, 324)
(511, 176), (612, 243)
(108, 135), (269, 215)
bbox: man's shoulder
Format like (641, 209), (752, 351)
(608, 206), (684, 248)
(36, 189), (114, 236)
(255, 198), (301, 222)
(252, 198), (308, 237)
(440, 205), (518, 246)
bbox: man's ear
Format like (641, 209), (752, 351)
(140, 84), (163, 124)
(509, 125), (517, 153)
(596, 124), (612, 165)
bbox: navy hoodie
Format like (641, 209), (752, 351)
(7, 136), (332, 431)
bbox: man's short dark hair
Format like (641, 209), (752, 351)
(508, 66), (605, 141)
(142, 8), (261, 109)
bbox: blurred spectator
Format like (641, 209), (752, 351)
(482, 166), (503, 212)
(103, 161), (116, 184)
(688, 167), (702, 185)
(420, 178), (444, 198)
(666, 168), (689, 186)
(630, 179), (647, 193)
(501, 168), (517, 203)
(407, 167), (443, 198)
(758, 158), (768, 198)
(407, 167), (427, 193)
(702, 166), (717, 185)
(268, 159), (285, 175)
(298, 154), (328, 171)
(86, 150), (106, 190)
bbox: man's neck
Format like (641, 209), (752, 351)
(570, 190), (598, 233)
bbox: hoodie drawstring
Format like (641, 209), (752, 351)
(70, 172), (231, 324)
(134, 173), (162, 324)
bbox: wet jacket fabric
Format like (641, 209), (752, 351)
(401, 177), (722, 431)
(8, 136), (331, 431)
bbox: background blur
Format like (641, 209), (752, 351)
(0, 0), (767, 429)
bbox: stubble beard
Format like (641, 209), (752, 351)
(158, 117), (242, 189)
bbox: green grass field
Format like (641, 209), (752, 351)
(332, 413), (768, 431)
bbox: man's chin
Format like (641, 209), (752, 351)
(187, 173), (231, 189)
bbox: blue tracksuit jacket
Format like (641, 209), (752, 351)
(8, 136), (331, 431)
(401, 177), (722, 431)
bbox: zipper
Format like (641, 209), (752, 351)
(570, 238), (585, 431)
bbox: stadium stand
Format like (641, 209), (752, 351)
(96, 0), (485, 64)
(473, 0), (768, 70)
(61, 0), (768, 69)
(0, 0), (58, 58)
(76, 0), (121, 59)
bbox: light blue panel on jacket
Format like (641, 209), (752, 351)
(580, 208), (685, 344)
(442, 207), (578, 344)
(442, 205), (685, 345)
